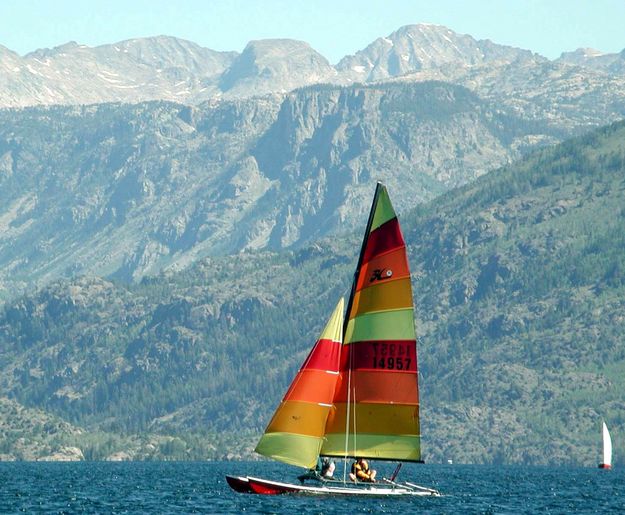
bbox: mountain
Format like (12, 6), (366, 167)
(336, 24), (541, 83)
(0, 36), (236, 108)
(2, 24), (625, 125)
(1, 119), (624, 463)
(219, 39), (337, 96)
(557, 47), (625, 74)
(0, 81), (553, 298)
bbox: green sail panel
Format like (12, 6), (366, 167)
(322, 433), (421, 461)
(344, 309), (416, 343)
(327, 183), (421, 462)
(369, 186), (397, 232)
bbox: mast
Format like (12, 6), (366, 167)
(342, 183), (382, 464)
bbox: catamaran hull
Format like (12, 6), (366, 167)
(228, 476), (440, 496)
(598, 464), (612, 469)
(225, 475), (253, 493)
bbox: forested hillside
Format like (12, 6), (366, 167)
(1, 121), (625, 464)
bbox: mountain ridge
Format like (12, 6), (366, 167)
(2, 24), (624, 109)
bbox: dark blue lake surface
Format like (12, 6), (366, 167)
(0, 461), (622, 513)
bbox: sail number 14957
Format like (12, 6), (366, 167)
(368, 341), (415, 371)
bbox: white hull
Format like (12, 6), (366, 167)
(243, 476), (441, 496)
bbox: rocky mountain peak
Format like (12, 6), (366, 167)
(336, 23), (538, 82)
(96, 35), (236, 73)
(558, 47), (604, 63)
(219, 38), (335, 96)
(556, 46), (625, 74)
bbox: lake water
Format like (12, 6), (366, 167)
(0, 461), (622, 513)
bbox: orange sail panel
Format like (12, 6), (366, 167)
(322, 183), (421, 462)
(254, 299), (344, 469)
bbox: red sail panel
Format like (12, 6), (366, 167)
(283, 369), (339, 403)
(338, 340), (418, 373)
(296, 338), (342, 373)
(332, 369), (419, 404)
(355, 246), (410, 292)
(360, 218), (404, 268)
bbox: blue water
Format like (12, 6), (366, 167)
(0, 461), (622, 513)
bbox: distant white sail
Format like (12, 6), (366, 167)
(602, 421), (612, 467)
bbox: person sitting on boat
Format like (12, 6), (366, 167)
(297, 457), (335, 483)
(320, 457), (335, 478)
(349, 458), (376, 483)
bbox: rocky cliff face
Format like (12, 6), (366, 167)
(0, 81), (554, 295)
(2, 23), (625, 298)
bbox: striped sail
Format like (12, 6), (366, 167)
(321, 183), (421, 461)
(255, 299), (344, 469)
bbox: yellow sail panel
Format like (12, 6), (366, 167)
(350, 278), (413, 316)
(318, 298), (344, 342)
(324, 402), (420, 435)
(344, 309), (416, 343)
(254, 432), (322, 469)
(264, 401), (331, 437)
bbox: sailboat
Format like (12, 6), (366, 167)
(226, 183), (440, 496)
(598, 420), (612, 469)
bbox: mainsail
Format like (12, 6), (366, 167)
(321, 182), (421, 462)
(255, 299), (344, 469)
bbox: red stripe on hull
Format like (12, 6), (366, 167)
(598, 464), (612, 469)
(248, 478), (300, 495)
(225, 475), (253, 493)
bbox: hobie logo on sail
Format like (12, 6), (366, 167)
(370, 268), (393, 282)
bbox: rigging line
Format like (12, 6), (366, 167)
(352, 384), (357, 457)
(342, 333), (352, 483)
